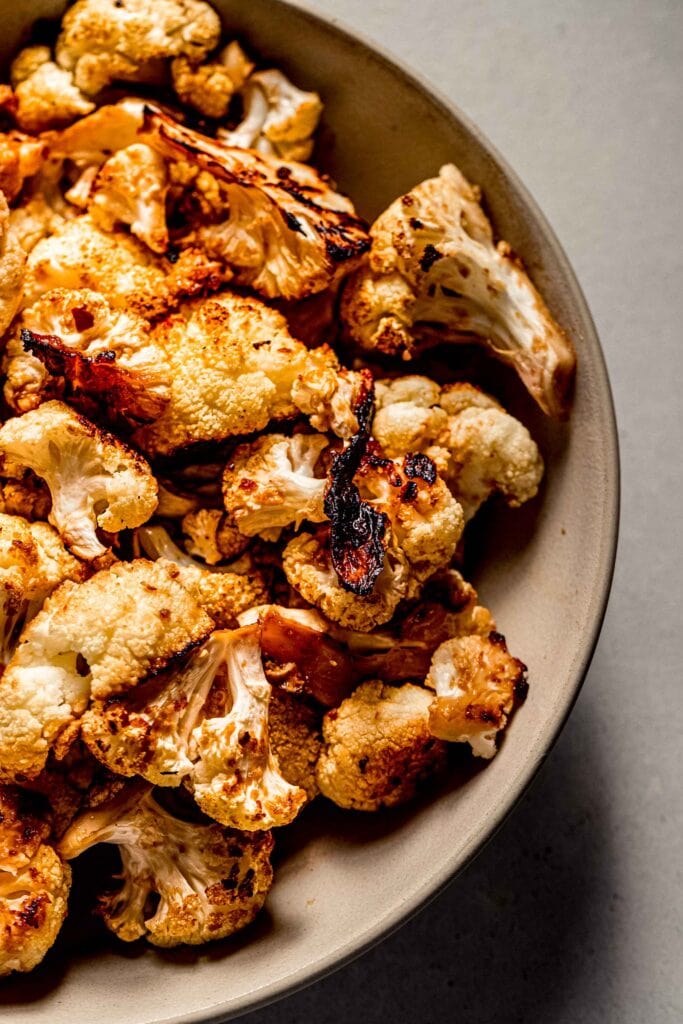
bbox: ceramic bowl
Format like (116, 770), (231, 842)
(1, 2), (619, 1021)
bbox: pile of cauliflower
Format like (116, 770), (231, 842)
(0, 0), (575, 977)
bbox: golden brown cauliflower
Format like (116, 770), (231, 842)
(0, 558), (213, 782)
(0, 786), (71, 975)
(0, 476), (51, 522)
(374, 377), (544, 520)
(58, 786), (273, 947)
(0, 191), (25, 337)
(181, 508), (248, 565)
(222, 433), (329, 539)
(3, 288), (171, 424)
(170, 40), (254, 120)
(23, 214), (223, 320)
(133, 292), (312, 458)
(316, 680), (447, 811)
(87, 143), (169, 253)
(0, 129), (44, 202)
(341, 163), (576, 418)
(268, 688), (322, 802)
(140, 105), (369, 300)
(10, 45), (95, 132)
(0, 402), (158, 559)
(290, 346), (371, 439)
(55, 0), (222, 96)
(425, 632), (528, 758)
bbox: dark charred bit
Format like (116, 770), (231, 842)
(71, 306), (95, 331)
(323, 376), (387, 596)
(165, 245), (180, 263)
(401, 480), (418, 502)
(282, 209), (304, 234)
(420, 244), (443, 272)
(409, 217), (424, 230)
(404, 452), (437, 484)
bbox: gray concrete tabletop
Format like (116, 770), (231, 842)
(242, 1), (683, 1022)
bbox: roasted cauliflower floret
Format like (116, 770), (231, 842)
(140, 105), (369, 300)
(23, 214), (223, 320)
(0, 786), (71, 975)
(55, 0), (221, 96)
(219, 68), (323, 162)
(316, 680), (447, 811)
(170, 40), (253, 118)
(3, 288), (171, 424)
(0, 130), (44, 202)
(222, 433), (329, 539)
(341, 163), (576, 417)
(374, 378), (544, 520)
(10, 45), (94, 132)
(0, 558), (213, 782)
(425, 633), (528, 758)
(0, 512), (86, 665)
(291, 347), (370, 439)
(181, 508), (248, 565)
(0, 476), (51, 522)
(133, 292), (311, 458)
(0, 402), (158, 559)
(0, 191), (25, 337)
(8, 156), (74, 255)
(87, 143), (169, 253)
(59, 786), (273, 947)
(268, 689), (321, 802)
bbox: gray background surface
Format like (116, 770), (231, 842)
(243, 1), (683, 1022)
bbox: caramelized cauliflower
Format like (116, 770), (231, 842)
(3, 288), (171, 424)
(0, 402), (158, 559)
(222, 433), (329, 539)
(170, 40), (253, 118)
(268, 689), (321, 802)
(140, 105), (369, 300)
(0, 786), (71, 975)
(341, 163), (576, 417)
(23, 214), (223, 320)
(87, 143), (169, 253)
(0, 558), (213, 781)
(181, 508), (248, 565)
(219, 68), (323, 162)
(133, 292), (311, 458)
(316, 680), (447, 811)
(0, 476), (51, 522)
(59, 786), (273, 947)
(425, 633), (528, 758)
(291, 346), (370, 439)
(0, 192), (25, 336)
(374, 377), (544, 520)
(55, 0), (222, 96)
(10, 46), (95, 132)
(0, 129), (44, 202)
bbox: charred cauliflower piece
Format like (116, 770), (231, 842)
(341, 164), (576, 417)
(181, 508), (248, 565)
(133, 292), (311, 458)
(88, 143), (169, 253)
(3, 288), (171, 424)
(0, 558), (213, 782)
(426, 633), (528, 758)
(218, 68), (323, 162)
(291, 347), (371, 439)
(23, 214), (223, 320)
(0, 512), (86, 666)
(140, 105), (369, 300)
(0, 192), (25, 337)
(0, 402), (158, 559)
(316, 680), (447, 811)
(374, 377), (544, 520)
(222, 433), (329, 539)
(59, 786), (273, 947)
(55, 0), (221, 96)
(0, 786), (71, 975)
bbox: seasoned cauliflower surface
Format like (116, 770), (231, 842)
(10, 46), (95, 132)
(0, 192), (26, 336)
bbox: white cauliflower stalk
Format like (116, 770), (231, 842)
(341, 163), (576, 418)
(0, 401), (158, 559)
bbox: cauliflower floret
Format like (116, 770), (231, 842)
(0, 512), (85, 665)
(48, 99), (144, 169)
(0, 401), (158, 559)
(10, 46), (95, 132)
(0, 786), (71, 975)
(58, 786), (273, 947)
(291, 346), (371, 439)
(222, 433), (329, 539)
(3, 288), (171, 424)
(316, 680), (447, 811)
(0, 476), (51, 522)
(8, 154), (75, 254)
(0, 192), (25, 337)
(133, 292), (311, 458)
(341, 164), (576, 418)
(136, 523), (269, 628)
(181, 508), (248, 565)
(55, 0), (221, 96)
(374, 377), (544, 520)
(23, 214), (224, 320)
(0, 558), (213, 781)
(268, 689), (321, 802)
(0, 130), (44, 201)
(218, 68), (323, 162)
(87, 143), (169, 253)
(140, 105), (369, 300)
(425, 633), (528, 758)
(170, 40), (254, 118)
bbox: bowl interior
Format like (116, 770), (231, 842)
(0, 2), (618, 1022)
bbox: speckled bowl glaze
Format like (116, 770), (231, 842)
(0, 2), (619, 1021)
